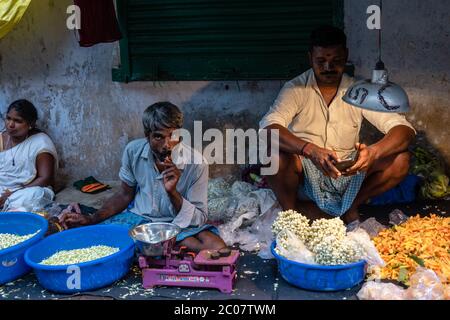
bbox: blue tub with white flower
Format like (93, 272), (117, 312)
(271, 241), (367, 291)
(24, 225), (135, 294)
(0, 212), (48, 285)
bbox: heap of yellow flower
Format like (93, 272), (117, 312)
(372, 214), (450, 285)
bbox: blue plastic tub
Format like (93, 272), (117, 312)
(25, 225), (135, 293)
(271, 241), (367, 291)
(0, 212), (48, 285)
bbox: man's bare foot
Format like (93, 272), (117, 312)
(342, 209), (361, 225)
(296, 201), (332, 221)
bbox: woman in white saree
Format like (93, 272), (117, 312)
(0, 100), (58, 212)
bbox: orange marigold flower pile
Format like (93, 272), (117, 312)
(372, 214), (450, 285)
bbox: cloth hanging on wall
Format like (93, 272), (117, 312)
(0, 0), (32, 39)
(74, 0), (122, 47)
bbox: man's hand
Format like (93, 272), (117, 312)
(58, 203), (94, 229)
(343, 143), (377, 176)
(161, 162), (181, 194)
(303, 143), (341, 179)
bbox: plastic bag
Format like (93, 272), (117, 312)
(358, 217), (387, 238)
(44, 202), (65, 218)
(234, 230), (261, 252)
(404, 267), (445, 300)
(217, 185), (282, 257)
(389, 209), (409, 226)
(233, 197), (260, 227)
(358, 267), (447, 300)
(209, 180), (260, 223)
(357, 281), (406, 300)
(347, 228), (385, 267)
(220, 206), (277, 255)
(231, 181), (258, 197)
(208, 178), (234, 222)
(250, 191), (281, 259)
(208, 196), (234, 222)
(218, 211), (258, 244)
(275, 229), (316, 264)
(445, 285), (450, 300)
(208, 177), (232, 199)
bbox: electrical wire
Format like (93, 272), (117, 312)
(378, 0), (383, 63)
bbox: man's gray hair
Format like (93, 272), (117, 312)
(142, 102), (183, 135)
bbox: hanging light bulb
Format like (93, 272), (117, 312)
(342, 0), (410, 113)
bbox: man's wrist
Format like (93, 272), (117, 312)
(167, 189), (181, 199)
(167, 190), (183, 212)
(88, 211), (101, 225)
(368, 145), (381, 161)
(301, 142), (314, 158)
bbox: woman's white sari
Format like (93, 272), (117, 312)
(0, 132), (58, 212)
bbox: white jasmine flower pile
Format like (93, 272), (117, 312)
(272, 209), (310, 243)
(40, 245), (119, 266)
(0, 231), (39, 250)
(272, 210), (365, 265)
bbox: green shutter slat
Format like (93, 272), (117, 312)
(112, 0), (343, 81)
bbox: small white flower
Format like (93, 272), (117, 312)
(272, 210), (366, 266)
(40, 245), (119, 265)
(0, 231), (39, 250)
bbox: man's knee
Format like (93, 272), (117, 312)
(197, 231), (226, 250)
(208, 238), (227, 250)
(370, 151), (410, 179)
(392, 151), (410, 179)
(269, 150), (302, 175)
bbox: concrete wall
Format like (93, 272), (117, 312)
(345, 0), (450, 167)
(0, 0), (448, 184)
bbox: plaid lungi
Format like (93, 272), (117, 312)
(301, 158), (366, 217)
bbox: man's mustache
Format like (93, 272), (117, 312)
(321, 71), (338, 75)
(154, 150), (172, 162)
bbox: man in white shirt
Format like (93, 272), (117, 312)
(60, 102), (226, 251)
(260, 26), (416, 224)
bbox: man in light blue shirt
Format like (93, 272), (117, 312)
(60, 102), (226, 251)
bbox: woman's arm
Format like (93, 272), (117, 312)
(0, 190), (12, 208)
(25, 153), (55, 189)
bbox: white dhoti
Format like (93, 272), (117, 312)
(2, 186), (55, 212)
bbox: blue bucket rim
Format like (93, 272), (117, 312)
(0, 212), (48, 256)
(25, 224), (135, 270)
(271, 241), (366, 270)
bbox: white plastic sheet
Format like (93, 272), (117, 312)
(209, 179), (281, 258)
(358, 267), (449, 300)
